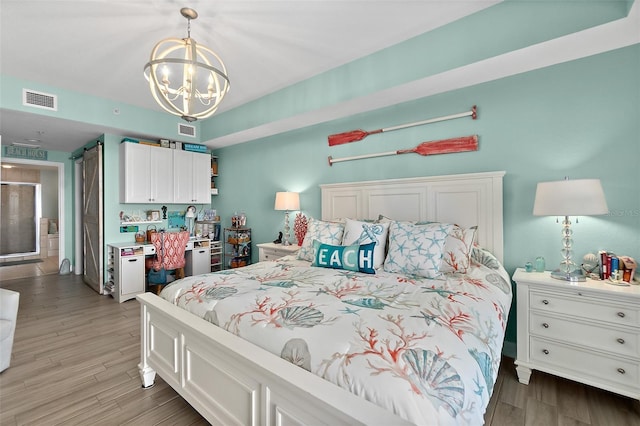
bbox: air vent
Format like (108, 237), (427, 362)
(178, 123), (196, 138)
(23, 89), (57, 111)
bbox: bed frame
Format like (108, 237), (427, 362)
(137, 171), (505, 425)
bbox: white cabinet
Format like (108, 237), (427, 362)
(257, 242), (299, 262)
(185, 239), (210, 276)
(106, 243), (146, 303)
(173, 150), (211, 204)
(513, 268), (640, 400)
(210, 240), (222, 272)
(120, 143), (173, 203)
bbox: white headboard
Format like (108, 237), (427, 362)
(320, 171), (505, 263)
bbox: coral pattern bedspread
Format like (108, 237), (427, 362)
(159, 254), (512, 425)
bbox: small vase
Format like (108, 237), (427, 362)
(535, 256), (545, 272)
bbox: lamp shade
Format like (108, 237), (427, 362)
(274, 192), (300, 211)
(185, 205), (196, 218)
(533, 179), (608, 216)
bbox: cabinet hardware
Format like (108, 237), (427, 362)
(617, 338), (625, 344)
(542, 349), (549, 355)
(617, 368), (626, 374)
(617, 312), (626, 318)
(542, 323), (549, 328)
(542, 299), (549, 305)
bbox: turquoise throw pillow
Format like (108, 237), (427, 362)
(312, 240), (376, 274)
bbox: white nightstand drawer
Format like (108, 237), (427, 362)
(261, 248), (284, 261)
(530, 311), (639, 358)
(257, 243), (299, 262)
(530, 290), (639, 327)
(530, 337), (639, 391)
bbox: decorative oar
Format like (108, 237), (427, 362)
(328, 135), (478, 166)
(328, 106), (477, 146)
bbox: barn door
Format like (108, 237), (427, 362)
(83, 144), (103, 294)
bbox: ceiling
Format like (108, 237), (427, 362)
(1, 0), (639, 153)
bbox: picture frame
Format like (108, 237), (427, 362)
(149, 210), (160, 221)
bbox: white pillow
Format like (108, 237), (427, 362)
(297, 218), (345, 261)
(383, 221), (453, 278)
(440, 225), (478, 273)
(341, 218), (389, 269)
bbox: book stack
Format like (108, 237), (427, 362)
(599, 251), (637, 282)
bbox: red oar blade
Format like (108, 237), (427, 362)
(398, 135), (478, 156)
(328, 129), (383, 146)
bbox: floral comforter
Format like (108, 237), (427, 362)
(160, 253), (512, 425)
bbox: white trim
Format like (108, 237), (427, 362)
(74, 158), (83, 274)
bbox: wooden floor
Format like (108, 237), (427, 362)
(0, 256), (60, 282)
(1, 272), (638, 426)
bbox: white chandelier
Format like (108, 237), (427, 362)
(144, 8), (230, 122)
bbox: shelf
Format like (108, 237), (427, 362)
(120, 220), (163, 226)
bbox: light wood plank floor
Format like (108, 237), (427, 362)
(1, 273), (639, 425)
(0, 256), (60, 282)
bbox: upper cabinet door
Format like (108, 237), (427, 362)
(149, 148), (174, 203)
(120, 143), (151, 203)
(120, 143), (174, 203)
(173, 150), (210, 204)
(192, 152), (211, 203)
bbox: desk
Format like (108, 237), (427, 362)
(106, 237), (210, 303)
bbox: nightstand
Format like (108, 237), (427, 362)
(513, 268), (640, 400)
(257, 242), (299, 262)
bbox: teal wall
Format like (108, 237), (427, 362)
(1, 75), (201, 144)
(213, 44), (640, 350)
(201, 0), (629, 142)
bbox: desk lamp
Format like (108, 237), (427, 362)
(274, 192), (300, 246)
(185, 205), (197, 237)
(533, 178), (608, 281)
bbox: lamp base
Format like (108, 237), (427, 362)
(550, 268), (587, 282)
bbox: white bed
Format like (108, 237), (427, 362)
(137, 171), (507, 425)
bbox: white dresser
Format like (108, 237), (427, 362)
(513, 268), (640, 400)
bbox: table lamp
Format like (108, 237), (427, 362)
(274, 192), (300, 246)
(533, 178), (608, 281)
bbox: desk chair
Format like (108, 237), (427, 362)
(149, 231), (190, 295)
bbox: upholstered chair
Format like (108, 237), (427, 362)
(0, 288), (20, 372)
(149, 231), (190, 294)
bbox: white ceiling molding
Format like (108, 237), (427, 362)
(204, 1), (640, 148)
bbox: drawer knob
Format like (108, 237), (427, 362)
(542, 349), (549, 355)
(617, 368), (626, 375)
(542, 299), (549, 305)
(617, 338), (625, 344)
(617, 312), (626, 318)
(542, 323), (549, 329)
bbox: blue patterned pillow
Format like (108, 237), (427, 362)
(312, 240), (376, 274)
(297, 218), (345, 261)
(341, 219), (390, 269)
(383, 221), (453, 278)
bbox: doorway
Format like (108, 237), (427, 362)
(0, 158), (65, 280)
